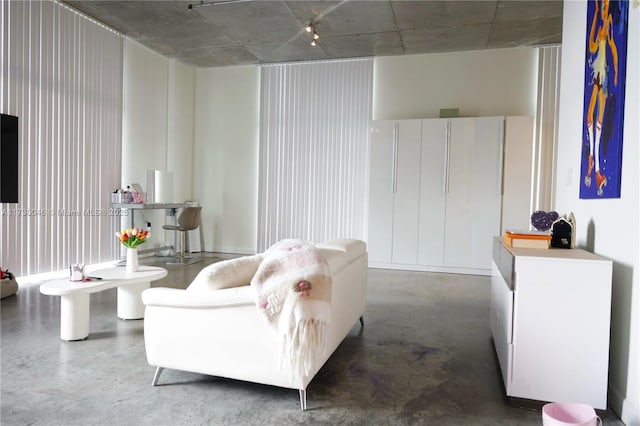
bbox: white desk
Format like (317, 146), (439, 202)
(112, 202), (201, 254)
(40, 266), (167, 341)
(112, 202), (198, 229)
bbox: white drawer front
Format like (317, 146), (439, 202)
(490, 260), (514, 392)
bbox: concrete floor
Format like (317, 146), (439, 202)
(1, 254), (624, 425)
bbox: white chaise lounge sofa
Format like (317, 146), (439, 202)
(141, 239), (367, 410)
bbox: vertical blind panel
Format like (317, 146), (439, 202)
(258, 58), (373, 251)
(533, 46), (562, 211)
(0, 0), (123, 276)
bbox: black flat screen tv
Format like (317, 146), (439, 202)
(1, 113), (19, 203)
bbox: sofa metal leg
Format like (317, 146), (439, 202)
(299, 389), (307, 411)
(152, 366), (164, 386)
(359, 315), (364, 327)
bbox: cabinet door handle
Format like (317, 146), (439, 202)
(443, 120), (451, 195)
(498, 119), (505, 195)
(392, 122), (399, 193)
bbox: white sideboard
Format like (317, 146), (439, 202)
(490, 237), (613, 409)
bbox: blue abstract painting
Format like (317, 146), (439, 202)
(580, 0), (629, 199)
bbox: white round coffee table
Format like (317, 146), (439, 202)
(40, 265), (167, 341)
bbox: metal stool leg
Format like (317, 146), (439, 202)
(167, 231), (198, 265)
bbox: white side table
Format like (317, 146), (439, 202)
(40, 266), (167, 341)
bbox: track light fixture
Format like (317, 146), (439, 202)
(187, 0), (252, 11)
(306, 21), (319, 47)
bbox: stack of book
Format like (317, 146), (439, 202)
(503, 230), (551, 249)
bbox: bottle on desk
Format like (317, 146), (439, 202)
(111, 189), (122, 204)
(122, 186), (134, 203)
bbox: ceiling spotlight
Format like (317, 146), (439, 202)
(305, 23), (313, 33)
(311, 39), (317, 47)
(313, 32), (319, 40)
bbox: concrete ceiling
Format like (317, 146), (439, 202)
(63, 0), (563, 68)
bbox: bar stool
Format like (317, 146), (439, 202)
(163, 206), (202, 265)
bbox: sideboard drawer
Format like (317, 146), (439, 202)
(493, 237), (514, 290)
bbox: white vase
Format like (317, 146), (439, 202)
(126, 248), (139, 273)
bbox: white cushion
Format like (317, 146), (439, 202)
(143, 285), (254, 308)
(187, 254), (263, 291)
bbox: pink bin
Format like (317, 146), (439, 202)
(542, 402), (602, 426)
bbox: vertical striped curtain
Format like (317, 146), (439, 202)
(258, 58), (373, 251)
(1, 1), (123, 276)
(533, 45), (562, 211)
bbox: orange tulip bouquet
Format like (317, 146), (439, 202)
(116, 228), (149, 249)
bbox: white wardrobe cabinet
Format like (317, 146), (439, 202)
(369, 116), (506, 274)
(368, 121), (394, 263)
(443, 117), (503, 270)
(368, 120), (421, 264)
(501, 116), (535, 233)
(417, 119), (447, 267)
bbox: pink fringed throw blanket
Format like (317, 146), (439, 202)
(250, 240), (332, 382)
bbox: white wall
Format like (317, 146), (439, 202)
(122, 39), (168, 187)
(373, 47), (538, 120)
(122, 39), (195, 245)
(167, 61), (195, 202)
(193, 66), (260, 254)
(555, 2), (639, 424)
